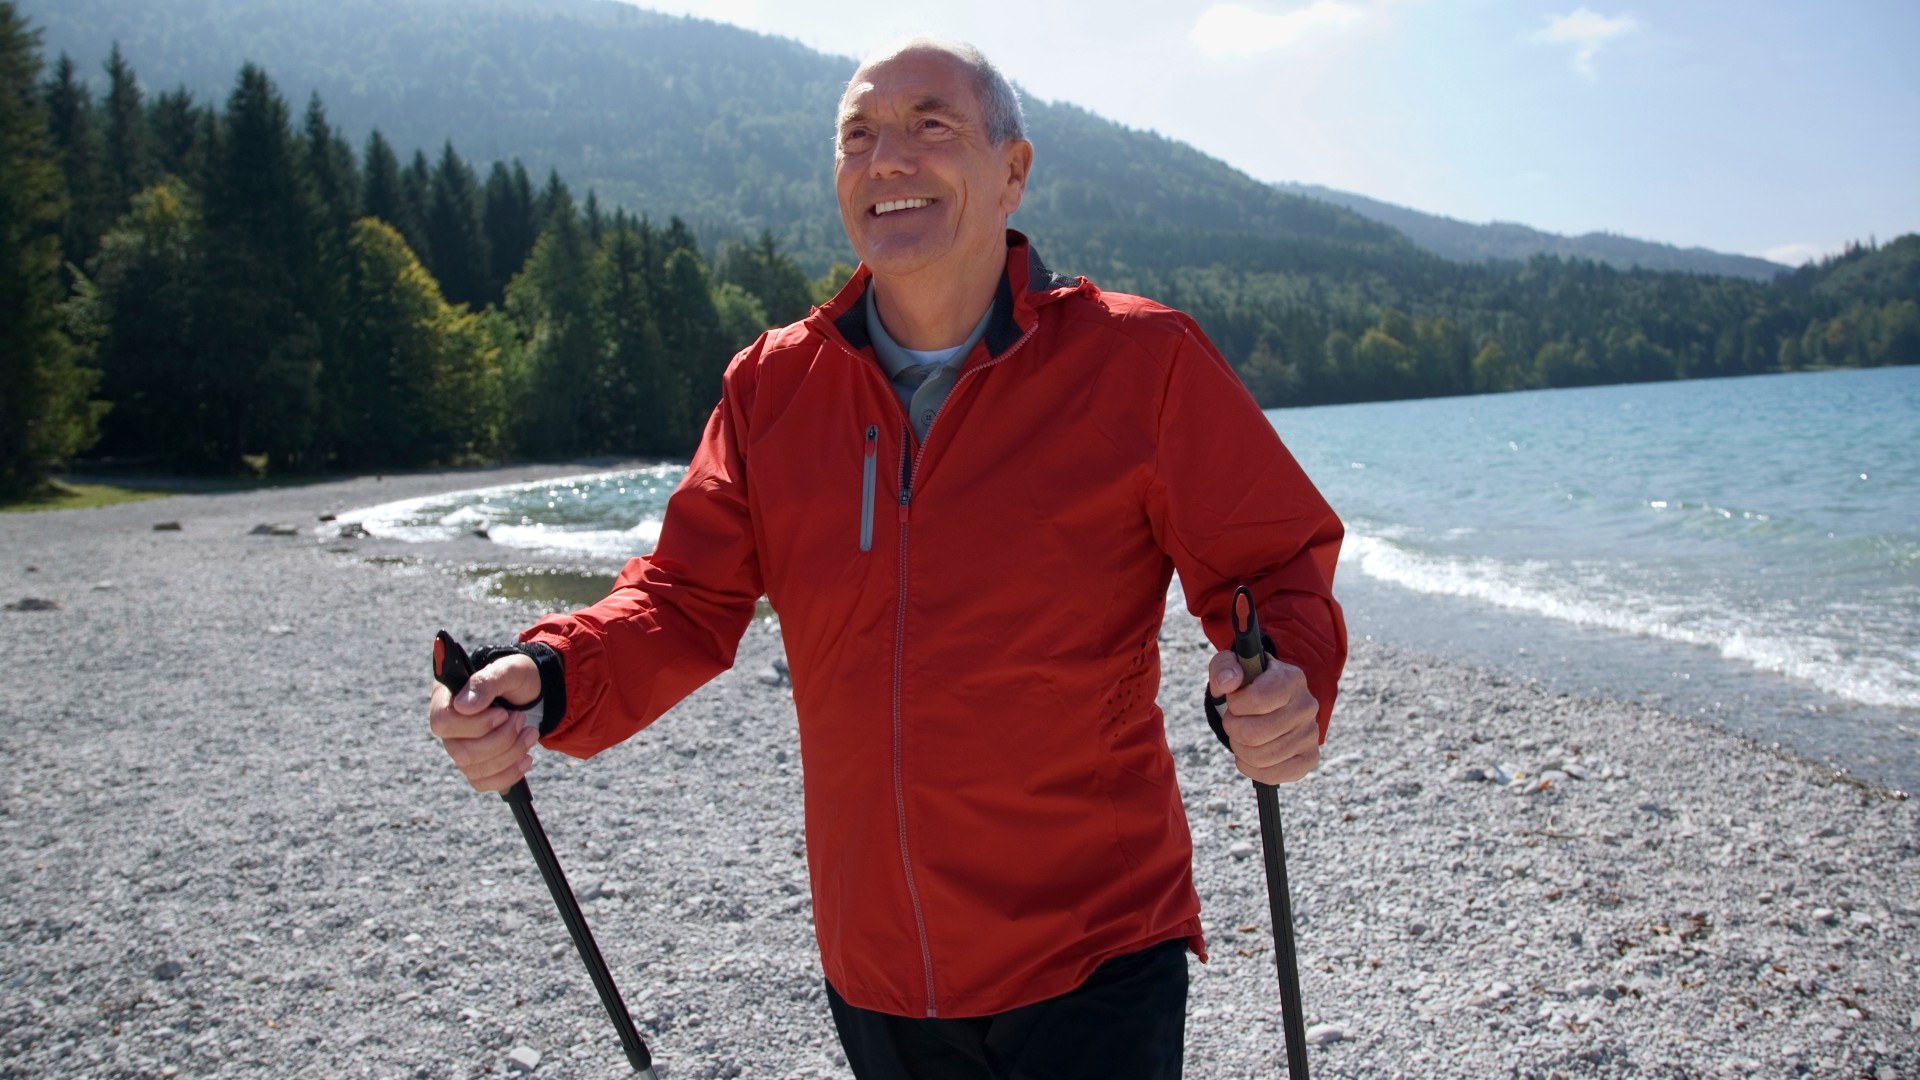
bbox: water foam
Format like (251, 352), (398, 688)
(1344, 532), (1920, 710)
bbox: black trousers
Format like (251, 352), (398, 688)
(825, 939), (1189, 1080)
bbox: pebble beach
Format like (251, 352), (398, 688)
(2, 465), (1916, 1079)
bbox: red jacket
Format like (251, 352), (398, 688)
(523, 233), (1346, 1018)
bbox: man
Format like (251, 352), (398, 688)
(430, 37), (1345, 1079)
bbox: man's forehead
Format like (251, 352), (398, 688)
(839, 51), (979, 122)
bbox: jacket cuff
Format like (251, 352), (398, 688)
(469, 641), (567, 736)
(1202, 632), (1277, 752)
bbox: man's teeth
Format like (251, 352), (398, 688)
(875, 198), (932, 215)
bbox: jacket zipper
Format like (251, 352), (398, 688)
(860, 425), (877, 552)
(837, 317), (1041, 1019)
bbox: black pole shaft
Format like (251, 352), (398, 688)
(1255, 780), (1309, 1079)
(502, 778), (657, 1078)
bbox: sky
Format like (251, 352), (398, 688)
(618, 0), (1918, 266)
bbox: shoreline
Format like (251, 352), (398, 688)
(2, 466), (1915, 1077)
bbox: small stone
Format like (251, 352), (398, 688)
(249, 523), (300, 536)
(1811, 908), (1837, 925)
(268, 625), (294, 635)
(756, 666), (784, 686)
(1228, 841), (1254, 860)
(1304, 1022), (1346, 1047)
(318, 513), (337, 522)
(1460, 766), (1488, 782)
(337, 522), (371, 539)
(1539, 769), (1569, 786)
(471, 527), (491, 540)
(4, 598), (59, 611)
(92, 581), (115, 591)
(152, 960), (184, 982)
(1205, 797), (1230, 814)
(1492, 763), (1522, 786)
(1568, 979), (1603, 998)
(507, 1046), (542, 1073)
(153, 521), (182, 531)
(1406, 922), (1429, 939)
(1561, 763), (1588, 780)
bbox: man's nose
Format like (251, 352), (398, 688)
(868, 127), (918, 177)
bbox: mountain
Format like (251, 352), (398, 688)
(22, 0), (1915, 413)
(1276, 182), (1788, 281)
(22, 0), (1406, 275)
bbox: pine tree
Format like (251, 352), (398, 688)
(507, 186), (598, 457)
(75, 177), (198, 461)
(657, 245), (728, 435)
(425, 140), (488, 310)
(191, 63), (321, 471)
(42, 51), (105, 269)
(482, 159), (536, 305)
(147, 87), (201, 182)
(0, 5), (104, 494)
(717, 228), (812, 327)
(101, 44), (150, 216)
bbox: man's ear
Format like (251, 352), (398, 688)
(1000, 139), (1034, 214)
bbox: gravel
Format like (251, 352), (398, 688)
(3, 465), (1915, 1079)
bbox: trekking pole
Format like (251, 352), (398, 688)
(1230, 587), (1310, 1080)
(434, 631), (660, 1079)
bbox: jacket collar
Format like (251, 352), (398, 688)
(819, 231), (1087, 361)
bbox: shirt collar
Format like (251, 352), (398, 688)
(864, 287), (994, 382)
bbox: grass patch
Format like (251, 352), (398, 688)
(0, 479), (172, 514)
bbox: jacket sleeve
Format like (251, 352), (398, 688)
(1144, 318), (1347, 741)
(518, 350), (766, 759)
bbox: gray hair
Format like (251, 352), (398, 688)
(847, 36), (1028, 146)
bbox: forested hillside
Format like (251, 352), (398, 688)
(1276, 182), (1788, 281)
(3, 0), (1914, 492)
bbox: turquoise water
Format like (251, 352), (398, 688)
(343, 366), (1920, 790)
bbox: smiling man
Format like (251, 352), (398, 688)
(430, 37), (1346, 1079)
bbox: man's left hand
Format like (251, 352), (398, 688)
(1207, 652), (1321, 784)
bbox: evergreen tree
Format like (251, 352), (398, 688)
(718, 228), (812, 327)
(72, 177), (198, 461)
(507, 188), (600, 458)
(400, 148), (434, 262)
(100, 44), (151, 216)
(362, 129), (406, 233)
(42, 51), (105, 269)
(425, 140), (488, 310)
(482, 158), (536, 305)
(657, 245), (728, 428)
(592, 223), (684, 453)
(146, 87), (202, 184)
(301, 94), (361, 461)
(191, 63), (321, 470)
(0, 5), (103, 494)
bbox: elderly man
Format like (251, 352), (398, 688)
(430, 37), (1344, 1079)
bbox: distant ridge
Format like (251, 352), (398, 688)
(1277, 182), (1787, 281)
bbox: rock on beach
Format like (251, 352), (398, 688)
(1, 464), (1915, 1078)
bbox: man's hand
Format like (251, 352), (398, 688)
(429, 653), (543, 793)
(1207, 652), (1321, 785)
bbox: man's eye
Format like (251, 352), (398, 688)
(840, 129), (872, 149)
(917, 118), (948, 132)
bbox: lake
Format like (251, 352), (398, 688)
(340, 366), (1920, 793)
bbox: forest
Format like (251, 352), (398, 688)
(3, 0), (1916, 495)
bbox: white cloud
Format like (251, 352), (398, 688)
(1529, 7), (1638, 79)
(1189, 1), (1370, 58)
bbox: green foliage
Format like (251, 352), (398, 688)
(0, 3), (104, 495)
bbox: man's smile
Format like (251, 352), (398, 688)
(872, 198), (935, 216)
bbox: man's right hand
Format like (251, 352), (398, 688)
(429, 652), (543, 793)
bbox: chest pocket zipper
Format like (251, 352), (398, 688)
(860, 425), (878, 552)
